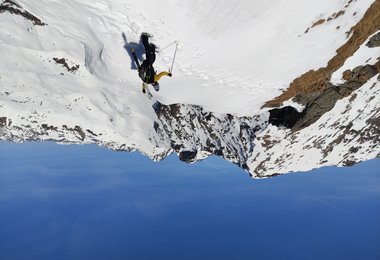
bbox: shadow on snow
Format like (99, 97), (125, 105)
(122, 32), (144, 70)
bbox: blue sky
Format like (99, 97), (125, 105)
(0, 142), (379, 260)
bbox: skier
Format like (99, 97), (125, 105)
(132, 33), (172, 93)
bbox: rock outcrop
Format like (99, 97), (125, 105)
(269, 63), (379, 131)
(0, 0), (46, 25)
(153, 102), (267, 171)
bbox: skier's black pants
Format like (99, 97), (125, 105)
(141, 34), (156, 68)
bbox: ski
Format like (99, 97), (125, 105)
(131, 48), (140, 69)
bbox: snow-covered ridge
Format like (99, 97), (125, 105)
(2, 63), (377, 177)
(0, 100), (269, 174)
(251, 76), (379, 177)
(0, 0), (379, 177)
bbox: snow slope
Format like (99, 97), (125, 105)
(0, 0), (379, 177)
(1, 0), (374, 111)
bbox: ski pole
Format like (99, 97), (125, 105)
(170, 41), (178, 74)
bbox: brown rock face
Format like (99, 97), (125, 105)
(268, 63), (379, 132)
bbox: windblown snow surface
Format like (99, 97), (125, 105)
(0, 0), (379, 177)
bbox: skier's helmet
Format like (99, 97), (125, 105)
(152, 82), (160, 91)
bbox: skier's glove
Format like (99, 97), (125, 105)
(168, 73), (172, 77)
